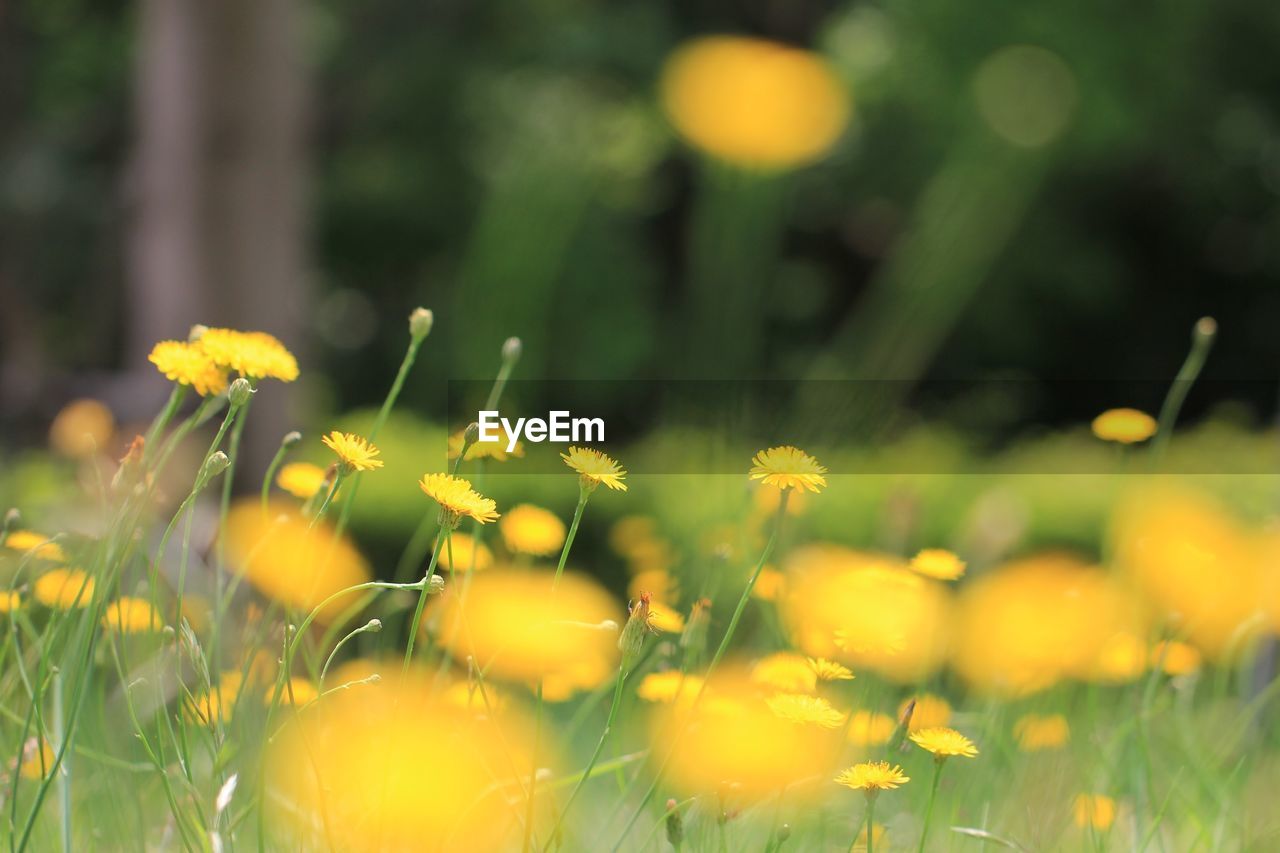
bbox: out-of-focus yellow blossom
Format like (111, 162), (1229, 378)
(834, 761), (909, 793)
(419, 473), (500, 526)
(276, 462), (330, 499)
(748, 446), (827, 493)
(1073, 794), (1117, 830)
(101, 597), (163, 633)
(148, 340), (229, 396)
(322, 431), (383, 472)
(436, 533), (494, 573)
(448, 427), (524, 462)
(628, 569), (678, 605)
(1113, 487), (1261, 657)
(499, 504), (566, 557)
(751, 652), (818, 694)
(751, 567), (786, 601)
(268, 672), (534, 851)
(18, 739), (56, 780)
(952, 553), (1144, 695)
(1091, 408), (1157, 444)
(432, 568), (622, 700)
(49, 398), (115, 458)
(910, 548), (966, 581)
(899, 694), (952, 732)
(223, 501), (371, 620)
(196, 327), (298, 382)
(808, 658), (854, 681)
(1152, 640), (1202, 676)
(0, 592), (20, 613)
(4, 530), (66, 562)
(910, 726), (979, 759)
(1013, 714), (1070, 751)
(753, 484), (809, 517)
(188, 671), (247, 726)
(277, 677), (320, 708)
(637, 671), (704, 706)
(781, 545), (951, 683)
(660, 36), (849, 170)
(648, 601), (685, 633)
(1089, 632), (1149, 683)
(766, 693), (844, 729)
(561, 446), (627, 492)
(609, 516), (659, 558)
(852, 823), (888, 851)
(33, 568), (94, 609)
(846, 711), (895, 747)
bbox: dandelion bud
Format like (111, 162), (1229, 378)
(365, 673), (382, 684)
(228, 378), (254, 408)
(188, 324), (208, 342)
(282, 430), (302, 448)
(463, 422), (480, 445)
(1194, 316), (1217, 341)
(679, 597), (711, 654)
(664, 799), (684, 849)
(409, 307), (434, 341)
(428, 575), (446, 594)
(619, 592), (656, 672)
(3, 509), (19, 535)
(777, 824), (792, 844)
(364, 618), (383, 633)
(199, 451), (231, 487)
(502, 336), (522, 364)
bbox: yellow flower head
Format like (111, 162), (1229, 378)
(561, 446), (628, 492)
(49, 398), (115, 458)
(18, 738), (56, 780)
(648, 600), (686, 633)
(846, 710), (895, 747)
(808, 657), (855, 681)
(752, 652), (818, 694)
(899, 694), (952, 732)
(500, 504), (566, 557)
(276, 462), (330, 500)
(33, 568), (95, 609)
(101, 597), (164, 633)
(418, 473), (499, 527)
(148, 340), (229, 397)
(4, 530), (66, 562)
(766, 693), (845, 729)
(749, 446), (827, 493)
(637, 670), (704, 706)
(448, 428), (524, 462)
(276, 677), (320, 708)
(196, 328), (299, 382)
(322, 431), (383, 473)
(1153, 640), (1202, 676)
(910, 548), (966, 581)
(1074, 794), (1117, 830)
(834, 761), (910, 793)
(1091, 408), (1157, 444)
(751, 567), (787, 601)
(660, 35), (850, 170)
(436, 532), (494, 573)
(910, 726), (978, 759)
(1013, 713), (1070, 751)
(0, 592), (20, 613)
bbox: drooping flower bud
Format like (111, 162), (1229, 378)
(282, 430), (303, 448)
(664, 799), (684, 850)
(409, 307), (434, 341)
(502, 336), (522, 364)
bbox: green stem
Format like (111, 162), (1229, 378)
(917, 760), (943, 853)
(401, 527), (448, 677)
(260, 432), (299, 517)
(552, 491), (589, 590)
(1150, 316), (1216, 463)
(866, 794), (876, 853)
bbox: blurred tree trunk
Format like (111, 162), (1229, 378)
(127, 0), (308, 477)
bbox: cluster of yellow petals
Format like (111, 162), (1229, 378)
(195, 327), (299, 382)
(148, 340), (229, 397)
(322, 431), (383, 472)
(499, 504), (566, 556)
(748, 446), (827, 493)
(418, 473), (499, 525)
(561, 446), (628, 492)
(834, 761), (910, 793)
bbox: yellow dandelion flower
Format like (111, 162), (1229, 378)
(418, 473), (499, 526)
(277, 677), (320, 708)
(660, 35), (850, 170)
(0, 592), (20, 613)
(1153, 640), (1201, 676)
(637, 671), (704, 706)
(910, 726), (978, 759)
(748, 446), (827, 493)
(448, 428), (524, 462)
(276, 462), (330, 499)
(767, 692), (845, 729)
(4, 530), (66, 562)
(808, 657), (855, 681)
(1091, 408), (1157, 444)
(499, 504), (566, 557)
(609, 516), (659, 557)
(834, 761), (910, 793)
(561, 446), (628, 492)
(752, 652), (818, 693)
(322, 431), (383, 473)
(898, 694), (952, 732)
(435, 533), (494, 573)
(1073, 794), (1117, 830)
(49, 398), (115, 458)
(188, 671), (247, 726)
(33, 568), (95, 610)
(18, 739), (56, 780)
(847, 710), (895, 747)
(1013, 713), (1070, 751)
(649, 600), (686, 633)
(196, 328), (299, 382)
(441, 680), (508, 716)
(910, 548), (966, 581)
(148, 340), (229, 397)
(1090, 632), (1149, 683)
(101, 597), (163, 633)
(628, 569), (678, 605)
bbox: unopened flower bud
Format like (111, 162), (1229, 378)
(502, 336), (522, 364)
(428, 575), (446, 594)
(282, 430), (302, 448)
(776, 824), (791, 844)
(409, 307), (434, 341)
(200, 451), (231, 485)
(1194, 316), (1217, 342)
(679, 598), (711, 654)
(188, 324), (208, 342)
(618, 592), (656, 672)
(665, 799), (684, 849)
(228, 378), (254, 408)
(3, 509), (20, 535)
(364, 618), (383, 633)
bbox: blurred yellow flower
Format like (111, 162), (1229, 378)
(101, 597), (163, 633)
(49, 398), (115, 458)
(766, 693), (844, 729)
(436, 533), (494, 573)
(419, 473), (500, 526)
(18, 738), (56, 780)
(1013, 713), (1070, 751)
(637, 671), (704, 706)
(276, 462), (329, 499)
(5, 530), (66, 562)
(910, 726), (978, 759)
(660, 36), (849, 170)
(834, 761), (909, 793)
(322, 431), (383, 472)
(148, 340), (229, 397)
(852, 823), (888, 851)
(628, 569), (678, 605)
(277, 677), (320, 708)
(1073, 794), (1117, 830)
(196, 328), (299, 382)
(748, 446), (827, 493)
(33, 568), (94, 609)
(223, 501), (371, 620)
(649, 601), (686, 633)
(808, 657), (854, 681)
(499, 504), (566, 557)
(561, 446), (628, 492)
(1089, 632), (1149, 683)
(441, 679), (508, 716)
(0, 592), (20, 613)
(188, 671), (246, 726)
(846, 710), (895, 747)
(751, 567), (786, 601)
(1152, 640), (1202, 676)
(910, 548), (966, 581)
(1091, 408), (1156, 444)
(899, 694), (952, 732)
(752, 652), (818, 694)
(448, 427), (524, 462)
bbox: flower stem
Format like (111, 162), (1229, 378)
(917, 760), (943, 853)
(552, 490), (589, 591)
(401, 526), (447, 677)
(1151, 316), (1216, 463)
(866, 794), (876, 853)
